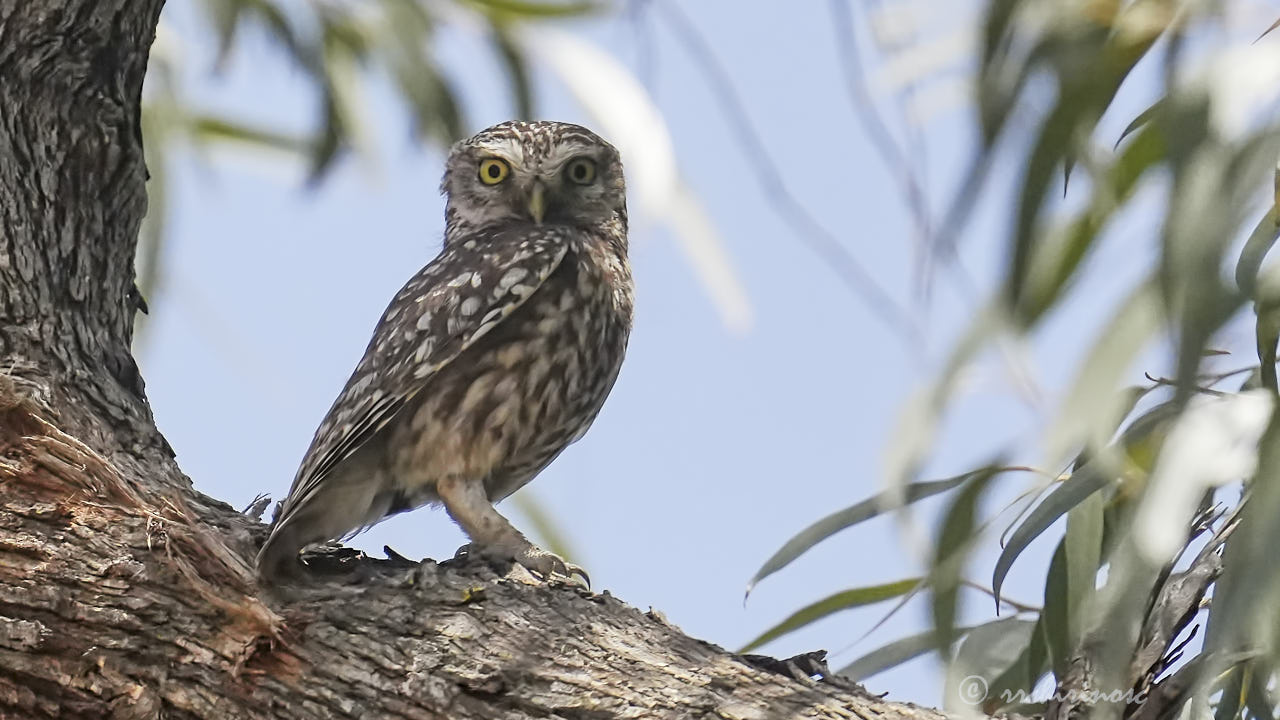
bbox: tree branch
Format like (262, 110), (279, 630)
(0, 379), (953, 719)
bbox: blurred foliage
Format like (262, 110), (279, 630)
(749, 1), (1280, 718)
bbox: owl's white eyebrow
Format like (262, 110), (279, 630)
(474, 139), (526, 168)
(542, 144), (595, 171)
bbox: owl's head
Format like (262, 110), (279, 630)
(441, 121), (626, 241)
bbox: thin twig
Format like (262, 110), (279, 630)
(1143, 372), (1228, 397)
(828, 0), (932, 291)
(654, 0), (921, 349)
(962, 579), (1041, 614)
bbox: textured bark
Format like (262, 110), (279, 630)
(0, 1), (956, 719)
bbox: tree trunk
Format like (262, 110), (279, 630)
(0, 2), (951, 718)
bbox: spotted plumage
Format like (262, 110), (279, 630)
(257, 121), (633, 581)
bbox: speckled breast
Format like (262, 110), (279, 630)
(387, 237), (633, 502)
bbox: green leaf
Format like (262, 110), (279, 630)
(1244, 666), (1274, 720)
(837, 625), (975, 682)
(1204, 412), (1280, 668)
(1235, 206), (1280, 300)
(464, 0), (605, 18)
(1044, 280), (1161, 465)
(189, 115), (311, 154)
(489, 22), (535, 120)
(1258, 301), (1280, 395)
(1115, 99), (1165, 149)
(1042, 541), (1070, 678)
(992, 463), (1111, 604)
(985, 616), (1052, 713)
(1216, 664), (1248, 720)
(933, 468), (1002, 657)
(946, 617), (1038, 712)
(1016, 124), (1166, 325)
(1063, 489), (1103, 646)
(746, 470), (998, 599)
(512, 490), (576, 563)
(737, 578), (920, 653)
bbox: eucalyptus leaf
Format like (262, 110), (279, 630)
(992, 462), (1111, 604)
(737, 579), (921, 653)
(945, 617), (1038, 712)
(746, 469), (1000, 599)
(838, 625), (975, 682)
(933, 468), (1002, 658)
(1063, 490), (1103, 646)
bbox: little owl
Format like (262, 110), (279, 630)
(257, 120), (633, 584)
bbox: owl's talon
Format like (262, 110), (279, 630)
(565, 563), (591, 589)
(513, 545), (588, 587)
(455, 541), (588, 586)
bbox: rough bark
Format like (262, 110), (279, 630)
(0, 1), (956, 718)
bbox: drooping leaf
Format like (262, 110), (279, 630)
(737, 579), (921, 653)
(933, 468), (1002, 658)
(465, 0), (605, 19)
(984, 616), (1052, 714)
(1216, 663), (1248, 720)
(838, 625), (976, 682)
(992, 463), (1111, 605)
(746, 470), (999, 599)
(1235, 205), (1280, 300)
(1044, 280), (1161, 465)
(1063, 489), (1104, 646)
(1042, 541), (1070, 678)
(945, 617), (1038, 712)
(512, 490), (577, 564)
(489, 22), (535, 120)
(1115, 99), (1165, 149)
(1015, 123), (1166, 326)
(189, 115), (311, 154)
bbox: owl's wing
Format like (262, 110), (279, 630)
(271, 228), (570, 530)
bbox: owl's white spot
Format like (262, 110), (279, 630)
(414, 337), (436, 363)
(499, 267), (529, 290)
(471, 273), (484, 288)
(386, 306), (401, 322)
(448, 272), (474, 288)
(416, 312), (433, 331)
(460, 297), (481, 316)
(463, 240), (477, 250)
(511, 284), (533, 297)
(479, 307), (504, 326)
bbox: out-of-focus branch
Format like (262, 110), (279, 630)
(829, 0), (932, 290)
(654, 0), (921, 348)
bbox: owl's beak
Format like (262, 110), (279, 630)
(527, 181), (546, 225)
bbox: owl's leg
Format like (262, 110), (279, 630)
(436, 474), (588, 586)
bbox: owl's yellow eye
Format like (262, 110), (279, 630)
(565, 157), (597, 185)
(478, 158), (510, 185)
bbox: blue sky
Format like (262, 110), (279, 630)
(136, 0), (1260, 707)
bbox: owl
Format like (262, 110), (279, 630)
(256, 121), (633, 583)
